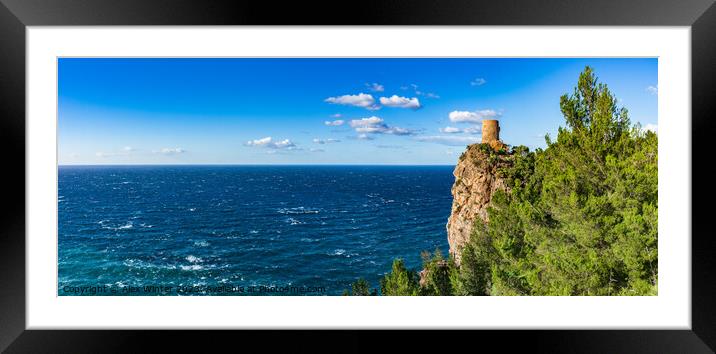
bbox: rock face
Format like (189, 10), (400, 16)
(446, 143), (511, 265)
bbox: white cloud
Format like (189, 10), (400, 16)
(330, 113), (342, 118)
(324, 119), (345, 126)
(399, 83), (439, 99)
(356, 134), (374, 140)
(470, 78), (487, 86)
(376, 145), (404, 149)
(366, 82), (385, 92)
(439, 126), (462, 134)
(325, 93), (379, 110)
(350, 116), (384, 128)
(415, 135), (481, 146)
(246, 137), (273, 146)
(463, 126), (481, 134)
(95, 152), (114, 158)
(313, 138), (340, 144)
(439, 126), (480, 134)
(349, 116), (414, 136)
(449, 109), (500, 124)
(646, 85), (658, 95)
(309, 148), (325, 153)
(245, 137), (299, 150)
(156, 147), (186, 155)
(96, 146), (139, 158)
(379, 95), (421, 109)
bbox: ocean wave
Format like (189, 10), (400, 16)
(286, 217), (305, 225)
(186, 255), (202, 263)
(123, 258), (177, 270)
(99, 220), (134, 231)
(179, 263), (229, 271)
(180, 264), (204, 271)
(194, 240), (210, 247)
(277, 207), (320, 215)
(117, 222), (134, 230)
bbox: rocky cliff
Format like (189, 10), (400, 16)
(446, 143), (511, 265)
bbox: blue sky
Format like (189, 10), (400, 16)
(58, 58), (657, 165)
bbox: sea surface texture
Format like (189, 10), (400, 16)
(58, 165), (453, 295)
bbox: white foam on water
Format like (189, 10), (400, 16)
(99, 220), (134, 231)
(186, 255), (202, 263)
(277, 207), (320, 215)
(286, 217), (305, 225)
(117, 222), (133, 230)
(123, 258), (177, 270)
(180, 264), (203, 271)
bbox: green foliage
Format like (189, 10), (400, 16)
(418, 249), (458, 296)
(380, 259), (420, 296)
(379, 66), (657, 296)
(453, 235), (491, 296)
(343, 278), (377, 296)
(461, 66), (658, 296)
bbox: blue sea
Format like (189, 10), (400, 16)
(58, 165), (454, 295)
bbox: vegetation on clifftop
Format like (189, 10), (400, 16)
(347, 66), (658, 296)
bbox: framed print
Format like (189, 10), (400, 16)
(1, 0), (715, 352)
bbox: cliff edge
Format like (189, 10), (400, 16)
(446, 143), (511, 265)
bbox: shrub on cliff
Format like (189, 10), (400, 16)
(343, 278), (377, 296)
(463, 66), (658, 296)
(453, 223), (493, 296)
(380, 259), (420, 296)
(418, 249), (458, 296)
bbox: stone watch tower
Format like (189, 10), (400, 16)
(481, 119), (506, 150)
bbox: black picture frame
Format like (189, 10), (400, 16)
(1, 0), (714, 352)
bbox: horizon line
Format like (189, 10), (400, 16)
(58, 163), (457, 167)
